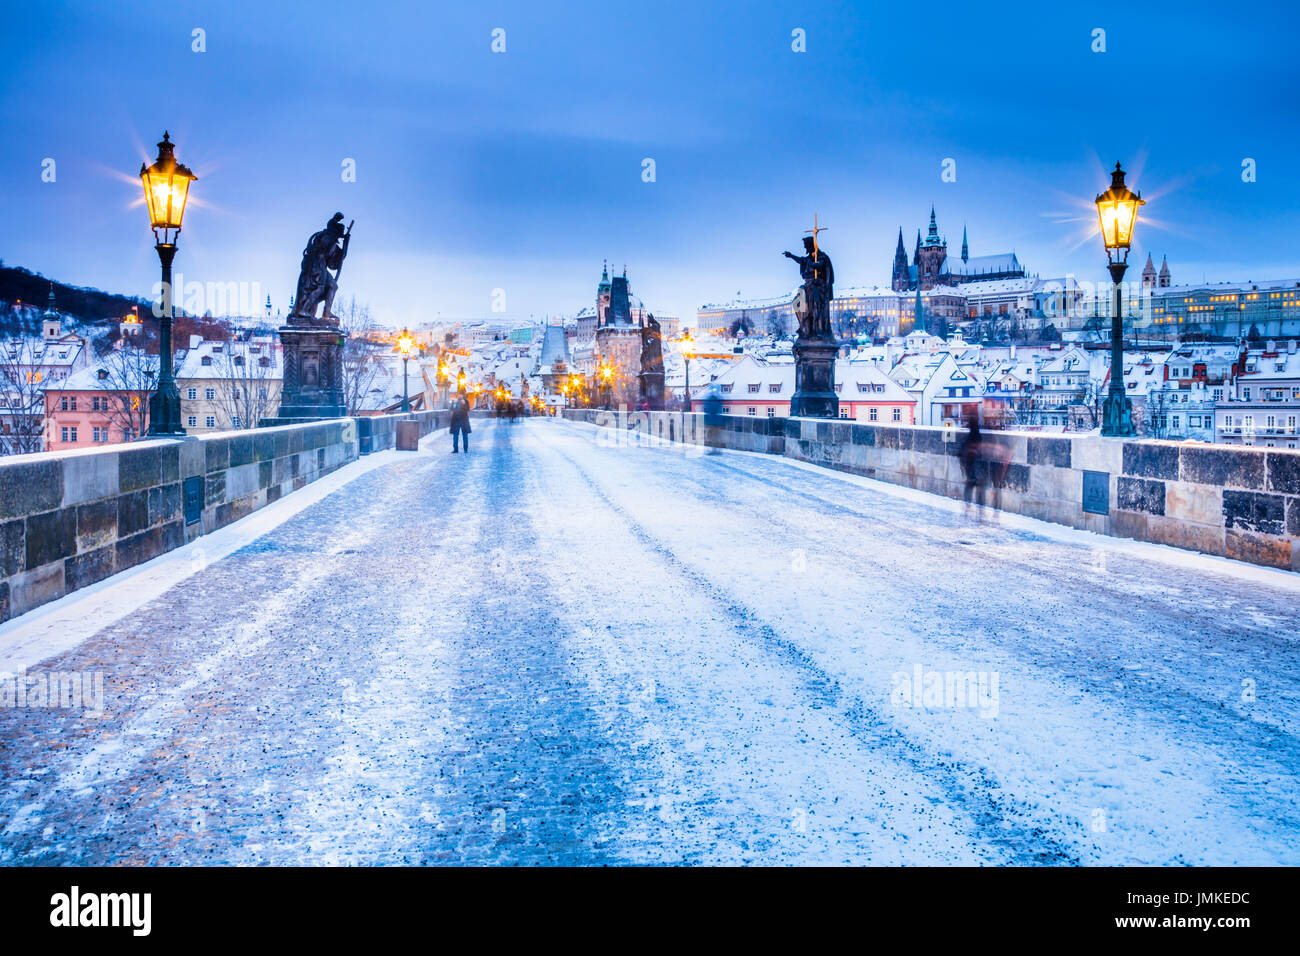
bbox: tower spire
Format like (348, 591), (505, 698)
(914, 285), (926, 334)
(961, 224), (968, 262)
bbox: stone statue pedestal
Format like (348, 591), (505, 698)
(260, 324), (347, 426)
(790, 337), (839, 418)
(640, 372), (665, 411)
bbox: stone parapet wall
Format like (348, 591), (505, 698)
(0, 410), (448, 623)
(560, 409), (1300, 572)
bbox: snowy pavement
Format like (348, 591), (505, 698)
(1, 418), (1297, 865)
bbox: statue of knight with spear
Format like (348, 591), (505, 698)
(291, 212), (353, 323)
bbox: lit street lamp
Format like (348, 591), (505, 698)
(1095, 161), (1144, 438)
(395, 329), (416, 413)
(139, 131), (196, 437)
(598, 360), (614, 409)
(678, 329), (695, 430)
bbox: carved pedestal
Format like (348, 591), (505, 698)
(260, 325), (347, 426)
(640, 371), (665, 411)
(790, 336), (839, 419)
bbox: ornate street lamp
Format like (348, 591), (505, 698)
(678, 330), (696, 431)
(140, 131), (196, 437)
(1095, 161), (1144, 437)
(395, 329), (416, 413)
(598, 360), (614, 409)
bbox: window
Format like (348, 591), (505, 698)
(1224, 415), (1233, 427)
(61, 427), (68, 442)
(766, 407), (775, 418)
(747, 407), (756, 416)
(187, 387), (197, 400)
(869, 407), (878, 421)
(1267, 415), (1276, 428)
(768, 383), (781, 393)
(232, 416), (242, 428)
(258, 387), (268, 400)
(205, 416), (216, 428)
(69, 427), (77, 442)
(839, 407), (849, 419)
(60, 396), (68, 411)
(201, 356), (212, 366)
(747, 383), (760, 393)
(91, 396), (100, 411)
(1172, 415), (1181, 429)
(892, 407), (902, 422)
(205, 388), (215, 401)
(69, 396), (77, 411)
(720, 384), (732, 394)
(187, 416), (198, 427)
(92, 426), (101, 442)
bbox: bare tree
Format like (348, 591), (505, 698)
(210, 337), (282, 429)
(336, 297), (388, 413)
(0, 338), (45, 455)
(97, 345), (158, 441)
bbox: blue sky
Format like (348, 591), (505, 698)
(2, 0), (1298, 327)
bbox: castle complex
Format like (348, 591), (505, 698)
(892, 207), (1027, 292)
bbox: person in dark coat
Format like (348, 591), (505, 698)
(450, 398), (472, 453)
(958, 417), (986, 514)
(702, 385), (724, 454)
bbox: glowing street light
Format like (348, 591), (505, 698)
(139, 131), (196, 437)
(1095, 161), (1145, 437)
(394, 329), (417, 413)
(678, 329), (696, 425)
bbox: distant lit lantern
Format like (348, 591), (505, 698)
(1095, 162), (1144, 262)
(139, 132), (197, 240)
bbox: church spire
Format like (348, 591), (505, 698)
(961, 224), (968, 262)
(892, 227), (910, 291)
(914, 285), (926, 334)
(926, 205), (940, 243)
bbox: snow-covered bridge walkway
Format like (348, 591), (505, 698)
(2, 417), (1297, 865)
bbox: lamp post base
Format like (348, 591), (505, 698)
(1101, 389), (1134, 437)
(148, 382), (185, 437)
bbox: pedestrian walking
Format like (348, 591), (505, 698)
(450, 397), (472, 453)
(958, 416), (987, 516)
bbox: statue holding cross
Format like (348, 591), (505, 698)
(783, 214), (835, 340)
(783, 215), (839, 418)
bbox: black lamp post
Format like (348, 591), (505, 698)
(395, 329), (415, 413)
(139, 132), (195, 437)
(1095, 161), (1144, 438)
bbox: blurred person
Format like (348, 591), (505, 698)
(450, 397), (472, 453)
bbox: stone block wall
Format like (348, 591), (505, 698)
(0, 410), (449, 623)
(561, 409), (1300, 573)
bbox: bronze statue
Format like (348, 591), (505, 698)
(784, 234), (834, 340)
(291, 212), (352, 323)
(640, 314), (664, 375)
(639, 314), (666, 410)
(785, 223), (839, 417)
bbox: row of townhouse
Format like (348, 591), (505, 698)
(693, 354), (917, 424)
(0, 303), (92, 454)
(42, 335), (284, 451)
(1215, 339), (1300, 449)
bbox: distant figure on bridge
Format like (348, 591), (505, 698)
(958, 417), (1011, 521)
(702, 385), (724, 455)
(450, 398), (472, 453)
(958, 418), (990, 518)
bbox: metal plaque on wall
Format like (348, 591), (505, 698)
(1082, 470), (1110, 515)
(183, 475), (203, 525)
